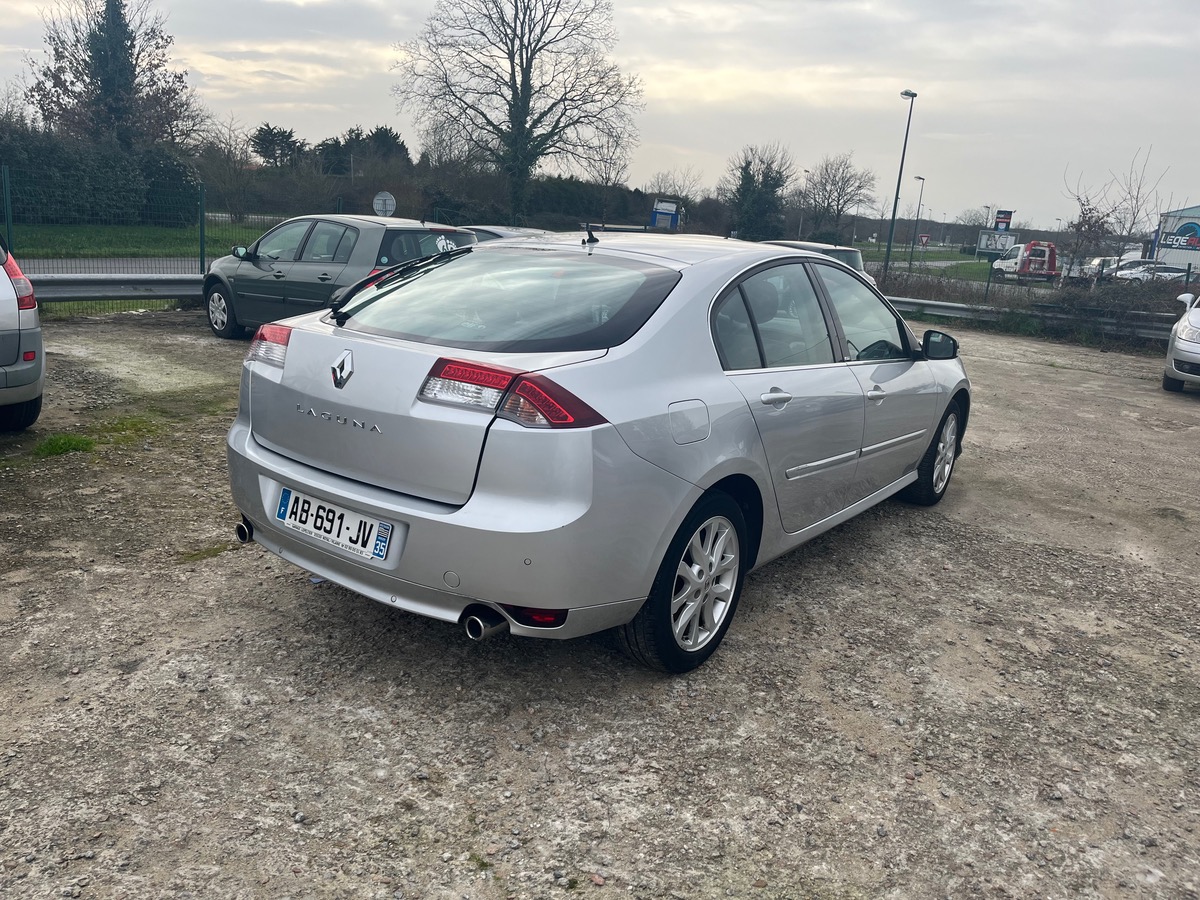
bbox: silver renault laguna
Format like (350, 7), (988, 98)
(227, 233), (970, 672)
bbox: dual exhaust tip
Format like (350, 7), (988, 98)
(233, 516), (510, 642)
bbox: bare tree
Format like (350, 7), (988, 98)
(195, 114), (256, 222)
(801, 152), (876, 241)
(577, 128), (632, 225)
(392, 0), (643, 220)
(1063, 148), (1166, 263)
(25, 0), (206, 150)
(644, 165), (704, 207)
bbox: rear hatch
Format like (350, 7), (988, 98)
(244, 244), (682, 505)
(247, 325), (604, 505)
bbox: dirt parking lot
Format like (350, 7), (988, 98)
(2, 309), (1199, 899)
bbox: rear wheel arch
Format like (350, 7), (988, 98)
(706, 474), (764, 568)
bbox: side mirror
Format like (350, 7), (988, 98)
(232, 245), (252, 260)
(1178, 293), (1196, 308)
(922, 329), (959, 360)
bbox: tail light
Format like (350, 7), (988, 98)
(247, 324), (292, 368)
(419, 357), (606, 429)
(3, 256), (35, 310)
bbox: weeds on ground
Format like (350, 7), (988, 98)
(32, 434), (95, 458)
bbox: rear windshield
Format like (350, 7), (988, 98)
(375, 229), (476, 267)
(337, 247), (682, 352)
(822, 248), (865, 271)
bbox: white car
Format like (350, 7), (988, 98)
(0, 238), (44, 431)
(1163, 292), (1200, 392)
(1114, 260), (1190, 284)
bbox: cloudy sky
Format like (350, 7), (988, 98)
(2, 0), (1196, 233)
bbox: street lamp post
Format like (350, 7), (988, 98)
(907, 175), (926, 268)
(797, 168), (811, 238)
(882, 90), (918, 281)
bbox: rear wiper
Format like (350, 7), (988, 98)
(330, 246), (474, 324)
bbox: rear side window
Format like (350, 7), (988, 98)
(301, 222), (358, 262)
(340, 248), (681, 352)
(376, 229), (476, 267)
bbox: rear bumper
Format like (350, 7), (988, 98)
(226, 417), (700, 640)
(0, 326), (45, 402)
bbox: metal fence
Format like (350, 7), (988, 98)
(1, 164), (289, 275)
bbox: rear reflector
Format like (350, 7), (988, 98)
(247, 324), (292, 368)
(499, 605), (568, 628)
(419, 358), (606, 428)
(23, 350), (36, 362)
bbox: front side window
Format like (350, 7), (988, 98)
(256, 221), (313, 261)
(339, 247), (680, 352)
(813, 264), (910, 362)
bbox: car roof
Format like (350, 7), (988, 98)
(765, 239), (859, 253)
(484, 232), (828, 268)
(285, 213), (473, 232)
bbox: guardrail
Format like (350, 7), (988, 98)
(31, 273), (204, 304)
(26, 275), (1176, 342)
(889, 296), (1176, 342)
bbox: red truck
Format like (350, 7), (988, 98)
(992, 240), (1059, 283)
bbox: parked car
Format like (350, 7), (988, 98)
(764, 240), (877, 286)
(464, 225), (554, 242)
(1163, 292), (1200, 392)
(204, 215), (477, 339)
(226, 235), (970, 672)
(0, 237), (44, 431)
(1113, 260), (1191, 284)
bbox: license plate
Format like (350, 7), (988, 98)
(275, 488), (393, 561)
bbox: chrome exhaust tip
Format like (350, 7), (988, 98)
(235, 517), (254, 544)
(464, 608), (509, 641)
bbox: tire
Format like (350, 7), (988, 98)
(206, 284), (246, 339)
(992, 269), (1004, 280)
(617, 492), (748, 673)
(0, 394), (42, 432)
(1163, 373), (1185, 393)
(899, 400), (961, 506)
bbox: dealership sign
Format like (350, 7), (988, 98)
(1160, 221), (1200, 252)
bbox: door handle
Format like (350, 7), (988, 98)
(272, 270), (286, 279)
(760, 389), (792, 407)
(317, 273), (332, 282)
(866, 388), (886, 401)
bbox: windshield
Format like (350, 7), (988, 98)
(335, 247), (682, 352)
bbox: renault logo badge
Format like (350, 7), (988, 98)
(331, 350), (353, 389)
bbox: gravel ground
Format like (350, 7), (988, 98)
(2, 309), (1199, 899)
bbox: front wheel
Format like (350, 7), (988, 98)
(899, 401), (961, 506)
(1163, 373), (1185, 393)
(206, 285), (246, 339)
(617, 492), (748, 673)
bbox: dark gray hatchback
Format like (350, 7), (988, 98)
(203, 214), (476, 338)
